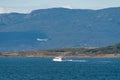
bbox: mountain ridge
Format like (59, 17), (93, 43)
(0, 7), (120, 52)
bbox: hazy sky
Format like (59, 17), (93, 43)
(0, 0), (120, 13)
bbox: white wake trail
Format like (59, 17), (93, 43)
(65, 59), (87, 62)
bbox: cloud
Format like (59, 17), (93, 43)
(62, 5), (72, 9)
(0, 7), (26, 14)
(0, 7), (5, 13)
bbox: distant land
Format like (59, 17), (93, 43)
(0, 43), (120, 58)
(0, 7), (120, 52)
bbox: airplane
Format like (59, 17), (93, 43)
(37, 38), (48, 42)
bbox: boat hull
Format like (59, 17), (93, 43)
(53, 59), (63, 62)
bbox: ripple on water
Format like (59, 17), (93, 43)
(0, 58), (120, 80)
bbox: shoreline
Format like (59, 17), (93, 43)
(0, 54), (120, 58)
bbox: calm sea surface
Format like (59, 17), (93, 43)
(0, 58), (120, 80)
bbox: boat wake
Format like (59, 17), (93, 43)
(64, 59), (87, 62)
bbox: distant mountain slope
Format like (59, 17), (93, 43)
(0, 13), (26, 26)
(0, 7), (120, 52)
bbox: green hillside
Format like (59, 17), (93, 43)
(0, 43), (120, 57)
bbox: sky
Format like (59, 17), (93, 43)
(0, 0), (120, 13)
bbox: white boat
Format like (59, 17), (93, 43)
(53, 56), (64, 62)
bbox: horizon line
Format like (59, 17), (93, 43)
(0, 6), (120, 14)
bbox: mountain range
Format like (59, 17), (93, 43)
(0, 7), (120, 52)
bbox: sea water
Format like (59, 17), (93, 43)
(0, 58), (120, 80)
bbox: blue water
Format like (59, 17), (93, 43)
(0, 58), (120, 80)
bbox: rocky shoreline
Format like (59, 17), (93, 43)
(1, 43), (120, 58)
(0, 52), (120, 58)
